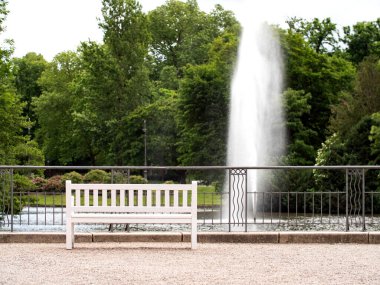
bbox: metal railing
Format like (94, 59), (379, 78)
(1, 165), (380, 232)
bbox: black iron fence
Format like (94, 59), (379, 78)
(1, 165), (380, 232)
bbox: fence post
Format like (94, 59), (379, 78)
(228, 169), (231, 232)
(10, 168), (14, 232)
(245, 170), (248, 232)
(345, 168), (349, 232)
(362, 169), (366, 231)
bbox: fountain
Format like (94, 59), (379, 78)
(226, 1), (285, 227)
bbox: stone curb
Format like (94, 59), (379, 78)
(93, 232), (182, 243)
(183, 232), (279, 243)
(279, 232), (369, 244)
(0, 232), (92, 243)
(0, 232), (379, 244)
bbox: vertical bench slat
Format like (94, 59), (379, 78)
(183, 191), (186, 207)
(102, 189), (107, 206)
(84, 189), (90, 206)
(138, 189), (143, 206)
(120, 189), (125, 206)
(156, 190), (161, 207)
(111, 189), (116, 206)
(147, 190), (152, 207)
(93, 189), (98, 206)
(128, 189), (134, 207)
(75, 189), (81, 206)
(173, 190), (178, 207)
(165, 190), (170, 207)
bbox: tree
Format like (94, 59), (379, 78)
(280, 28), (355, 155)
(79, 0), (151, 164)
(286, 17), (340, 53)
(330, 56), (380, 137)
(177, 31), (238, 168)
(116, 89), (179, 167)
(12, 52), (47, 137)
(283, 89), (316, 165)
(0, 0), (34, 164)
(33, 52), (83, 165)
(148, 0), (239, 79)
(343, 19), (380, 64)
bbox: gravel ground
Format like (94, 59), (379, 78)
(1, 243), (380, 284)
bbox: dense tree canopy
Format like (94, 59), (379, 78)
(0, 0), (380, 189)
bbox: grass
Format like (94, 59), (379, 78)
(25, 185), (222, 208)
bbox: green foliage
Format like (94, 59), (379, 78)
(62, 171), (83, 184)
(13, 140), (44, 166)
(315, 116), (380, 193)
(343, 19), (380, 64)
(148, 0), (239, 79)
(177, 63), (227, 166)
(3, 0), (380, 199)
(286, 17), (340, 53)
(314, 134), (346, 192)
(112, 89), (179, 166)
(83, 170), (111, 183)
(283, 88), (316, 165)
(13, 174), (36, 192)
(330, 56), (380, 137)
(12, 52), (47, 137)
(129, 175), (147, 184)
(281, 27), (355, 151)
(33, 51), (82, 165)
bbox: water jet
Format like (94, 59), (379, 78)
(226, 1), (285, 228)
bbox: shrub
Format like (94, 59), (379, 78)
(42, 175), (64, 192)
(31, 176), (47, 190)
(1, 195), (25, 215)
(129, 175), (147, 184)
(83, 170), (110, 183)
(112, 171), (129, 183)
(62, 171), (83, 183)
(13, 174), (37, 192)
(164, 180), (174, 184)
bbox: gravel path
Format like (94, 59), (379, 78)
(1, 243), (380, 284)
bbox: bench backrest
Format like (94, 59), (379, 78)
(66, 180), (197, 214)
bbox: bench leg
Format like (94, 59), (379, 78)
(66, 221), (73, 250)
(191, 218), (197, 249)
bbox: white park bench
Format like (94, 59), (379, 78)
(65, 180), (198, 249)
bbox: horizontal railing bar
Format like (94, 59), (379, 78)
(2, 165), (380, 170)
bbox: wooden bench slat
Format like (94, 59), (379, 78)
(128, 189), (134, 207)
(138, 189), (143, 206)
(71, 206), (193, 213)
(84, 189), (90, 206)
(111, 189), (116, 206)
(120, 189), (125, 207)
(102, 189), (107, 206)
(183, 191), (186, 206)
(165, 190), (170, 207)
(147, 190), (152, 207)
(156, 189), (161, 207)
(69, 183), (194, 191)
(93, 189), (98, 206)
(174, 190), (179, 207)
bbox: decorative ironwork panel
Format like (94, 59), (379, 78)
(347, 169), (365, 230)
(229, 169), (247, 227)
